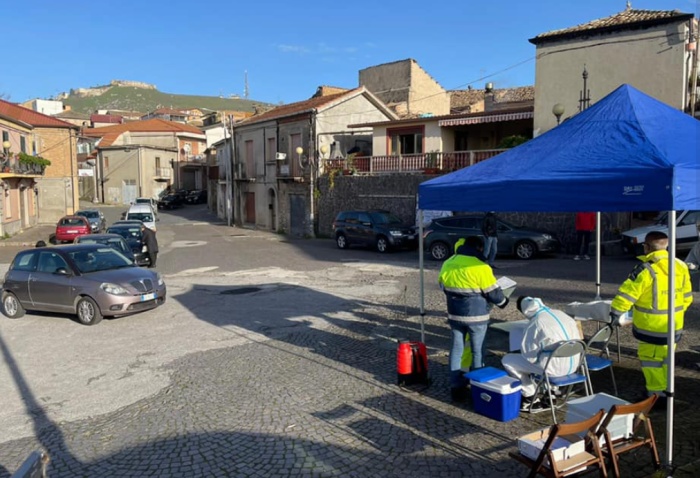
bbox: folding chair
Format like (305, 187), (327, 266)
(509, 409), (608, 478)
(584, 325), (617, 396)
(596, 394), (660, 478)
(529, 340), (591, 423)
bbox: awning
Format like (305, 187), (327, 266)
(439, 111), (533, 127)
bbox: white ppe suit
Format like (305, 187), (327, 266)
(502, 297), (582, 397)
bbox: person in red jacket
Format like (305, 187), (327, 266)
(574, 212), (596, 260)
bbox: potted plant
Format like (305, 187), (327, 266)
(424, 151), (441, 174)
(343, 153), (358, 175)
(18, 152), (51, 172)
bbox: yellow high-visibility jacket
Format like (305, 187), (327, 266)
(611, 250), (692, 345)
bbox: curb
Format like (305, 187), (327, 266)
(0, 241), (38, 248)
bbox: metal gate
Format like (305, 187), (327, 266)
(289, 194), (306, 237)
(122, 180), (138, 204)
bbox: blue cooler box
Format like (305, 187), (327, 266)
(471, 375), (522, 422)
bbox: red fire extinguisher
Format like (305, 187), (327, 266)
(397, 340), (429, 386)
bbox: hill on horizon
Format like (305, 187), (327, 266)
(61, 84), (272, 115)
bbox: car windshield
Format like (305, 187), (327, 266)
(369, 212), (403, 225)
(135, 199), (151, 204)
(128, 212), (153, 222)
(77, 237), (130, 254)
(60, 218), (87, 227)
(77, 211), (99, 219)
(654, 213), (668, 225)
(69, 247), (134, 273)
(108, 227), (142, 240)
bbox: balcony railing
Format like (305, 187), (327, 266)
(322, 149), (506, 174)
(155, 167), (172, 178)
(0, 160), (46, 176)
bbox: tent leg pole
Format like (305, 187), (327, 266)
(418, 208), (425, 344)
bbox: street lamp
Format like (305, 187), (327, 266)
(296, 146), (316, 238)
(2, 140), (10, 159)
(552, 103), (565, 126)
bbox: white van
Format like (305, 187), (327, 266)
(125, 204), (157, 231)
(621, 210), (700, 255)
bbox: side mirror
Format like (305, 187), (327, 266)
(54, 267), (70, 276)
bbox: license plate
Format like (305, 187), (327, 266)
(67, 230), (77, 233)
(140, 292), (156, 301)
(408, 235), (415, 239)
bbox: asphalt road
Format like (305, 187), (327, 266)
(0, 204), (698, 477)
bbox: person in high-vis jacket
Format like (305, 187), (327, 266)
(610, 231), (693, 399)
(439, 235), (509, 402)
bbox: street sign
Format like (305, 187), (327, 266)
(78, 169), (94, 177)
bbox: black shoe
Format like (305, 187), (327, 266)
(451, 387), (469, 403)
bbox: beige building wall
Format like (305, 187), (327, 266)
(370, 120), (442, 155)
(533, 20), (693, 135)
(360, 59), (450, 117)
(34, 126), (78, 221)
(409, 62), (450, 116)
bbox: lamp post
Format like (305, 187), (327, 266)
(296, 146), (316, 237)
(552, 103), (565, 126)
(2, 140), (10, 162)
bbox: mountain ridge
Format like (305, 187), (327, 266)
(54, 80), (271, 115)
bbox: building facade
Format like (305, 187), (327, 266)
(530, 7), (697, 135)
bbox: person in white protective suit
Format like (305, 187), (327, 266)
(501, 296), (582, 410)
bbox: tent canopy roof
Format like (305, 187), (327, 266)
(418, 84), (700, 213)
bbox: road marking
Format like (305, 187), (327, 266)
(165, 266), (219, 277)
(169, 240), (207, 248)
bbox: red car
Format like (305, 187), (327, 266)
(55, 216), (91, 243)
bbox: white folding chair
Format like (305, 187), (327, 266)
(529, 339), (591, 423)
(585, 325), (618, 396)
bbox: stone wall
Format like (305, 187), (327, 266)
(316, 173), (632, 252)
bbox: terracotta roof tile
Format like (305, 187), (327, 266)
(90, 114), (123, 124)
(450, 86), (534, 112)
(530, 9), (693, 44)
(0, 99), (77, 129)
(83, 118), (204, 147)
(238, 88), (363, 127)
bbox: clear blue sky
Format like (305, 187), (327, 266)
(1, 0), (697, 105)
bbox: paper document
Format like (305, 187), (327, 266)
(497, 276), (517, 297)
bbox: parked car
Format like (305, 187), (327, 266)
(621, 210), (700, 255)
(106, 225), (150, 266)
(332, 210), (418, 253)
(185, 189), (207, 204)
(111, 220), (145, 228)
(55, 216), (91, 243)
(158, 194), (184, 210)
(75, 209), (106, 233)
(124, 204), (156, 231)
(1, 244), (166, 325)
(74, 233), (136, 264)
(133, 197), (158, 217)
(423, 215), (561, 261)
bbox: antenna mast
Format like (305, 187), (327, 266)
(244, 70), (249, 99)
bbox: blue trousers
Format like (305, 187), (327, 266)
(449, 320), (489, 388)
(483, 236), (498, 264)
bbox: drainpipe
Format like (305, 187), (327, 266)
(68, 128), (76, 214)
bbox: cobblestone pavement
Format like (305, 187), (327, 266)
(0, 226), (699, 476)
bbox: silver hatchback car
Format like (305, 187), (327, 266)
(1, 244), (166, 325)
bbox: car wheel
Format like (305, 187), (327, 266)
(76, 296), (103, 326)
(376, 236), (390, 253)
(336, 233), (348, 249)
(2, 292), (25, 319)
(430, 241), (451, 261)
(515, 240), (537, 260)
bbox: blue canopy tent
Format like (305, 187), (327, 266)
(417, 84), (700, 470)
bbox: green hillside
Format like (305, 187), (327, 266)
(62, 85), (271, 114)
